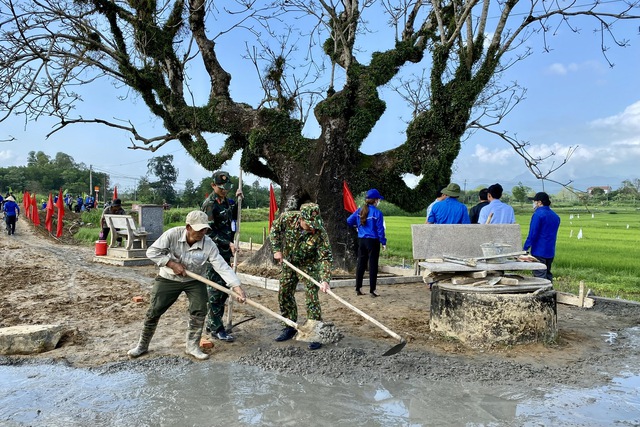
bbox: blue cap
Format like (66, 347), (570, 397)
(366, 189), (384, 200)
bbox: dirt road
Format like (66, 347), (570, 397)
(1, 216), (639, 387)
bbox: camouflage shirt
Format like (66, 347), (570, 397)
(269, 210), (333, 283)
(201, 194), (237, 261)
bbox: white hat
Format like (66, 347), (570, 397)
(185, 211), (210, 231)
(6, 196), (15, 202)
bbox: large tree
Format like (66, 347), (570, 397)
(1, 0), (638, 267)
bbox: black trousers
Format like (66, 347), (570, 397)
(532, 255), (554, 282)
(5, 215), (17, 234)
(355, 238), (381, 293)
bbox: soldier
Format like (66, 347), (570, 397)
(269, 202), (333, 350)
(201, 171), (243, 342)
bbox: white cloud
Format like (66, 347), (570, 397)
(590, 100), (640, 133)
(472, 144), (515, 165)
(544, 61), (603, 76)
(0, 150), (15, 162)
(547, 63), (572, 75)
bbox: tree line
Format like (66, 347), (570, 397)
(0, 152), (277, 209)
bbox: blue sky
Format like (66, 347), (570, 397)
(1, 9), (639, 196)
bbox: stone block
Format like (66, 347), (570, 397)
(0, 324), (66, 355)
(136, 204), (164, 245)
(411, 224), (523, 260)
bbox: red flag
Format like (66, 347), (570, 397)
(113, 186), (118, 200)
(45, 193), (54, 232)
(23, 191), (31, 220)
(268, 184), (278, 231)
(31, 194), (40, 226)
(56, 188), (65, 238)
(342, 180), (357, 213)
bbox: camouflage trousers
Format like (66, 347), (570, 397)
(279, 263), (322, 323)
(205, 262), (230, 334)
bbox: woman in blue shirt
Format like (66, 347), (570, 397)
(3, 195), (20, 235)
(347, 189), (387, 297)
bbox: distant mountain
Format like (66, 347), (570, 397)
(457, 173), (628, 195)
(509, 173), (627, 194)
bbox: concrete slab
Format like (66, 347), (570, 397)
(411, 224), (523, 260)
(106, 247), (148, 259)
(93, 255), (154, 266)
(0, 324), (67, 355)
(237, 272), (422, 292)
(419, 260), (547, 273)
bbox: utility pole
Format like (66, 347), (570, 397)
(89, 165), (93, 197)
(463, 179), (467, 204)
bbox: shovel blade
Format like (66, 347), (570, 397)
(382, 340), (406, 357)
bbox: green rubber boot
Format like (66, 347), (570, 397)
(185, 316), (209, 360)
(128, 318), (158, 358)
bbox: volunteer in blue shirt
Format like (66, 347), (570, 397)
(347, 189), (387, 297)
(427, 183), (471, 224)
(523, 192), (561, 282)
(3, 195), (20, 235)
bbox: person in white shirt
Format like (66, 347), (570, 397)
(127, 211), (246, 360)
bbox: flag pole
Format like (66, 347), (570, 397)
(226, 168), (243, 331)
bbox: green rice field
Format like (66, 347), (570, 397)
(76, 206), (639, 301)
(238, 209), (640, 301)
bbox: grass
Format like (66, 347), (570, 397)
(73, 205), (640, 302)
(238, 209), (640, 301)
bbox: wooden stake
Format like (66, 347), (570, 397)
(578, 281), (585, 308)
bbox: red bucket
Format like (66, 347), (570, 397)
(95, 240), (108, 256)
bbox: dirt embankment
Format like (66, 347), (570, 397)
(1, 217), (640, 387)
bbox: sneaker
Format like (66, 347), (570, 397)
(214, 330), (235, 342)
(370, 291), (379, 298)
(356, 289), (364, 296)
(275, 327), (297, 342)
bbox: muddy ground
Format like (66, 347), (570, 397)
(1, 216), (639, 388)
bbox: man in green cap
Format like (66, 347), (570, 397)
(201, 171), (243, 342)
(268, 202), (333, 350)
(427, 183), (470, 224)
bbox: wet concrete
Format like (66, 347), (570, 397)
(1, 343), (639, 427)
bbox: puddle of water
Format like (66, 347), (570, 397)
(1, 360), (639, 427)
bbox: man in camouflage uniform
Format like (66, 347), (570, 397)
(269, 202), (333, 350)
(201, 171), (242, 342)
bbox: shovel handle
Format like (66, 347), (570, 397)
(184, 270), (298, 330)
(282, 259), (404, 343)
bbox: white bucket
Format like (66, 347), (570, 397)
(480, 243), (512, 263)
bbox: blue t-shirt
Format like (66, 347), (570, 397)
(428, 197), (470, 224)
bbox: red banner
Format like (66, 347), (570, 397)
(56, 188), (65, 238)
(23, 191), (31, 220)
(31, 194), (40, 226)
(45, 193), (54, 232)
(342, 180), (357, 213)
(268, 184), (278, 231)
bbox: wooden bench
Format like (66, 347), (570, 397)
(104, 214), (149, 250)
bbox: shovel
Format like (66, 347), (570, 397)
(185, 270), (320, 342)
(282, 259), (406, 356)
(225, 169), (243, 332)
